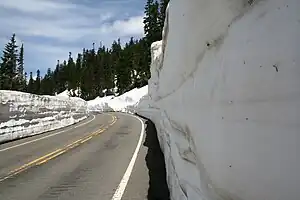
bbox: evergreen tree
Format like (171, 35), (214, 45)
(144, 0), (160, 44)
(89, 43), (100, 98)
(158, 0), (169, 33)
(40, 68), (55, 95)
(61, 60), (68, 90)
(143, 0), (160, 76)
(102, 47), (114, 95)
(75, 53), (82, 96)
(34, 69), (41, 94)
(80, 48), (90, 99)
(53, 60), (67, 93)
(27, 72), (34, 93)
(67, 52), (76, 96)
(23, 72), (28, 92)
(95, 44), (105, 97)
(111, 39), (122, 94)
(0, 34), (18, 90)
(17, 43), (26, 91)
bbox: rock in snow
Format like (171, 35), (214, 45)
(136, 0), (300, 200)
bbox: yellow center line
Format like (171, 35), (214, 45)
(9, 148), (63, 174)
(0, 115), (118, 182)
(80, 136), (93, 144)
(36, 150), (67, 165)
(66, 138), (83, 148)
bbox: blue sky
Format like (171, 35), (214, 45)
(0, 0), (145, 76)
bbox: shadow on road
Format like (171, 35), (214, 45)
(136, 114), (170, 200)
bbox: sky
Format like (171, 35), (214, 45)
(0, 0), (145, 76)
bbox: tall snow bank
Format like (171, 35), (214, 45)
(0, 90), (88, 143)
(88, 85), (148, 113)
(137, 0), (300, 200)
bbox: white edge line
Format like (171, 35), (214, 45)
(111, 114), (145, 200)
(0, 115), (96, 152)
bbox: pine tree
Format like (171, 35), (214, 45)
(116, 42), (130, 94)
(80, 48), (90, 99)
(34, 69), (41, 94)
(111, 39), (122, 94)
(27, 72), (34, 93)
(53, 60), (67, 93)
(40, 68), (55, 95)
(95, 44), (105, 97)
(17, 43), (26, 91)
(75, 53), (82, 96)
(0, 33), (18, 90)
(23, 72), (27, 92)
(144, 0), (160, 44)
(67, 52), (76, 96)
(53, 60), (61, 93)
(158, 0), (169, 33)
(103, 48), (114, 95)
(143, 0), (160, 79)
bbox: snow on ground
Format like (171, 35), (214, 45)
(136, 0), (300, 200)
(56, 90), (70, 97)
(0, 90), (88, 143)
(87, 85), (148, 113)
(87, 95), (115, 112)
(56, 88), (81, 97)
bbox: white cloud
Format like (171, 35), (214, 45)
(0, 0), (74, 14)
(101, 15), (145, 37)
(0, 0), (143, 42)
(0, 0), (145, 73)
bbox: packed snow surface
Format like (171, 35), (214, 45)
(137, 0), (300, 200)
(88, 85), (148, 113)
(0, 90), (88, 143)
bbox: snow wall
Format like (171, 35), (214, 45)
(137, 0), (300, 199)
(0, 90), (88, 143)
(88, 85), (148, 113)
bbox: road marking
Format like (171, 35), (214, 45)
(66, 138), (83, 148)
(0, 115), (96, 152)
(111, 114), (145, 200)
(0, 148), (63, 182)
(11, 149), (63, 173)
(0, 114), (118, 182)
(80, 136), (93, 144)
(36, 150), (66, 165)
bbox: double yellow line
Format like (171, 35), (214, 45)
(0, 115), (117, 182)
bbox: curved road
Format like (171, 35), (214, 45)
(0, 113), (148, 200)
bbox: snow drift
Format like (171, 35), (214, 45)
(87, 85), (148, 113)
(0, 90), (88, 143)
(137, 0), (300, 200)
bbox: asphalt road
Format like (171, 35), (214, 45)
(0, 112), (148, 200)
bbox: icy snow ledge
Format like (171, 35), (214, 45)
(137, 0), (300, 200)
(0, 90), (88, 143)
